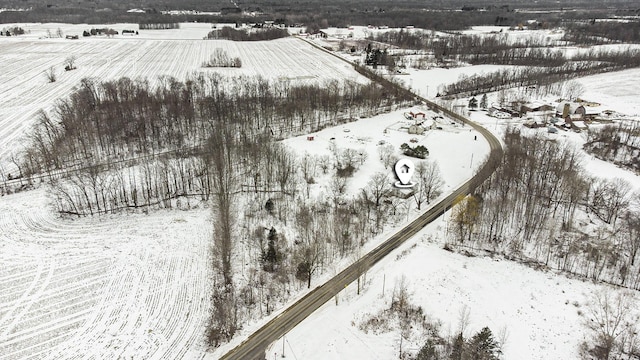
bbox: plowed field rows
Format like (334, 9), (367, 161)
(0, 35), (365, 170)
(0, 189), (213, 359)
(0, 27), (365, 359)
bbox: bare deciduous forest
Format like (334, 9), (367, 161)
(448, 127), (640, 290)
(2, 0), (639, 31)
(22, 73), (411, 215)
(16, 72), (424, 345)
(367, 28), (640, 97)
(439, 48), (640, 97)
(584, 121), (640, 174)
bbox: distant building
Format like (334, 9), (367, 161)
(521, 102), (554, 113)
(408, 124), (425, 135)
(556, 102), (586, 118)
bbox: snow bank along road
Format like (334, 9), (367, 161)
(218, 38), (505, 360)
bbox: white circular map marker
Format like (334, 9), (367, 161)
(394, 158), (415, 188)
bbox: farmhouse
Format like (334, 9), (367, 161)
(556, 102), (586, 118)
(521, 102), (554, 114)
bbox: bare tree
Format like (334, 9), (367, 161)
(413, 160), (444, 210)
(205, 127), (238, 287)
(582, 289), (638, 360)
(45, 66), (57, 83)
(378, 144), (395, 169)
(366, 172), (393, 231)
(562, 80), (585, 101)
(366, 172), (392, 208)
(295, 235), (324, 288)
(450, 195), (481, 244)
(64, 55), (77, 71)
(588, 178), (632, 225)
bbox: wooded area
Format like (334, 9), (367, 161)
(439, 47), (640, 97)
(448, 127), (640, 290)
(20, 73), (411, 215)
(584, 121), (640, 174)
(15, 72), (421, 345)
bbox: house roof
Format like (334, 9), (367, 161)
(556, 102), (582, 114)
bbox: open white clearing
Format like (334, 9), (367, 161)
(279, 220), (627, 360)
(0, 189), (213, 359)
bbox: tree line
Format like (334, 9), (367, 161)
(369, 29), (640, 72)
(21, 73), (410, 183)
(206, 26), (289, 41)
(448, 127), (640, 289)
(563, 20), (640, 45)
(439, 47), (640, 97)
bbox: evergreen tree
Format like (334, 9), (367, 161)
(417, 339), (439, 360)
(265, 198), (274, 214)
(262, 227), (282, 272)
(480, 94), (488, 109)
(468, 97), (478, 110)
(468, 327), (501, 360)
(450, 333), (465, 360)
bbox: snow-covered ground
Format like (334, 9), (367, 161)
(0, 25), (365, 173)
(397, 65), (519, 98)
(279, 218), (637, 360)
(0, 189), (213, 359)
(3, 24), (640, 360)
(275, 67), (640, 360)
(283, 107), (488, 197)
(576, 68), (640, 117)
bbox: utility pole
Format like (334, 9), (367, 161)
(281, 334), (285, 358)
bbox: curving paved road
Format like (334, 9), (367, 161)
(218, 38), (504, 360)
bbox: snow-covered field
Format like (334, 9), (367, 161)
(0, 189), (213, 359)
(0, 23), (370, 359)
(2, 23), (640, 360)
(0, 23), (365, 172)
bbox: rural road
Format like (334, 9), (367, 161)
(218, 38), (504, 360)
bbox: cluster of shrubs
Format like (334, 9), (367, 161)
(401, 143), (429, 159)
(0, 26), (25, 36)
(202, 48), (242, 68)
(206, 26), (289, 41)
(82, 28), (128, 37)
